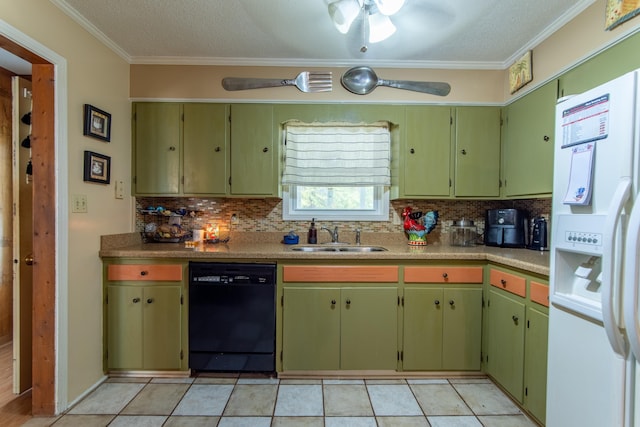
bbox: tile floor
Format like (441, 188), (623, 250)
(23, 376), (539, 427)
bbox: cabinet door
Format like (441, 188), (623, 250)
(503, 81), (556, 197)
(403, 106), (452, 197)
(443, 288), (482, 370)
(559, 32), (640, 97)
(282, 287), (341, 370)
(230, 104), (275, 196)
(403, 288), (443, 370)
(524, 306), (549, 425)
(341, 287), (398, 370)
(142, 286), (182, 369)
(183, 103), (228, 195)
(454, 107), (501, 197)
(133, 103), (181, 195)
(487, 289), (525, 402)
(107, 286), (143, 369)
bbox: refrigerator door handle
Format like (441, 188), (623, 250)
(602, 177), (631, 357)
(624, 197), (640, 360)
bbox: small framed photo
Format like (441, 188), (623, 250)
(83, 151), (111, 184)
(83, 104), (111, 142)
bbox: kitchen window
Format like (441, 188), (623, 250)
(282, 123), (391, 221)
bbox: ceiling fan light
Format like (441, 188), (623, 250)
(328, 0), (362, 34)
(368, 13), (396, 43)
(373, 0), (405, 16)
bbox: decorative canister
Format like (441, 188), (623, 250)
(450, 219), (478, 247)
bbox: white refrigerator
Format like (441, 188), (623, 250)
(547, 69), (640, 426)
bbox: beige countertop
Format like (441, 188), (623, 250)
(100, 232), (550, 276)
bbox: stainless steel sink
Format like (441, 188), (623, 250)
(338, 246), (387, 252)
(291, 246), (387, 252)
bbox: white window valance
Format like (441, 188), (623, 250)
(282, 124), (391, 186)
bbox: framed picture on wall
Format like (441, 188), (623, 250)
(83, 104), (111, 142)
(508, 50), (533, 94)
(606, 0), (640, 30)
(83, 151), (111, 184)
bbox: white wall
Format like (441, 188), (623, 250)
(1, 0), (132, 406)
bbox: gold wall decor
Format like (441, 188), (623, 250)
(509, 50), (533, 94)
(606, 0), (640, 30)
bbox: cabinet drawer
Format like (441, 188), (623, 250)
(404, 266), (483, 284)
(282, 265), (398, 283)
(530, 280), (549, 307)
(489, 269), (526, 297)
(107, 264), (183, 281)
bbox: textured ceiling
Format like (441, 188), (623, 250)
(52, 0), (596, 69)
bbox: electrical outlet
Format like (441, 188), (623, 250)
(392, 209), (401, 225)
(72, 194), (88, 213)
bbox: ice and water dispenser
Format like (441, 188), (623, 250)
(551, 213), (606, 321)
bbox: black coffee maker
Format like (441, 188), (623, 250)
(527, 217), (549, 251)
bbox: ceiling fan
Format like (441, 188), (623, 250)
(328, 0), (406, 51)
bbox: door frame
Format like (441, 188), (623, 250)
(0, 22), (69, 415)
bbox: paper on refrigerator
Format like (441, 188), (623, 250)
(563, 143), (595, 205)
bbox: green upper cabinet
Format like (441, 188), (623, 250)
(559, 31), (640, 97)
(502, 80), (557, 198)
(132, 102), (229, 196)
(401, 106), (452, 198)
(454, 107), (501, 197)
(133, 103), (181, 195)
(229, 104), (277, 196)
(183, 103), (229, 195)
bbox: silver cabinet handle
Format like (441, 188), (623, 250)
(132, 297), (140, 303)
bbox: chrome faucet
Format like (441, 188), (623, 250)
(321, 226), (339, 243)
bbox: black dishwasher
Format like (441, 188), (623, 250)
(189, 262), (276, 372)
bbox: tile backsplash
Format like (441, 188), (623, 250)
(136, 197), (551, 245)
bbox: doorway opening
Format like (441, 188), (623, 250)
(0, 27), (62, 417)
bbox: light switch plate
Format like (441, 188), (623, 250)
(115, 180), (124, 199)
(72, 194), (88, 213)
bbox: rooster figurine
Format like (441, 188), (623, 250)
(402, 207), (438, 246)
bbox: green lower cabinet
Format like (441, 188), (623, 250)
(486, 289), (526, 402)
(341, 287), (398, 370)
(282, 287), (341, 371)
(524, 306), (549, 425)
(403, 287), (482, 371)
(107, 285), (183, 370)
(282, 286), (398, 371)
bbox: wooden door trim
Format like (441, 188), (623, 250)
(30, 63), (56, 416)
(1, 31), (57, 416)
